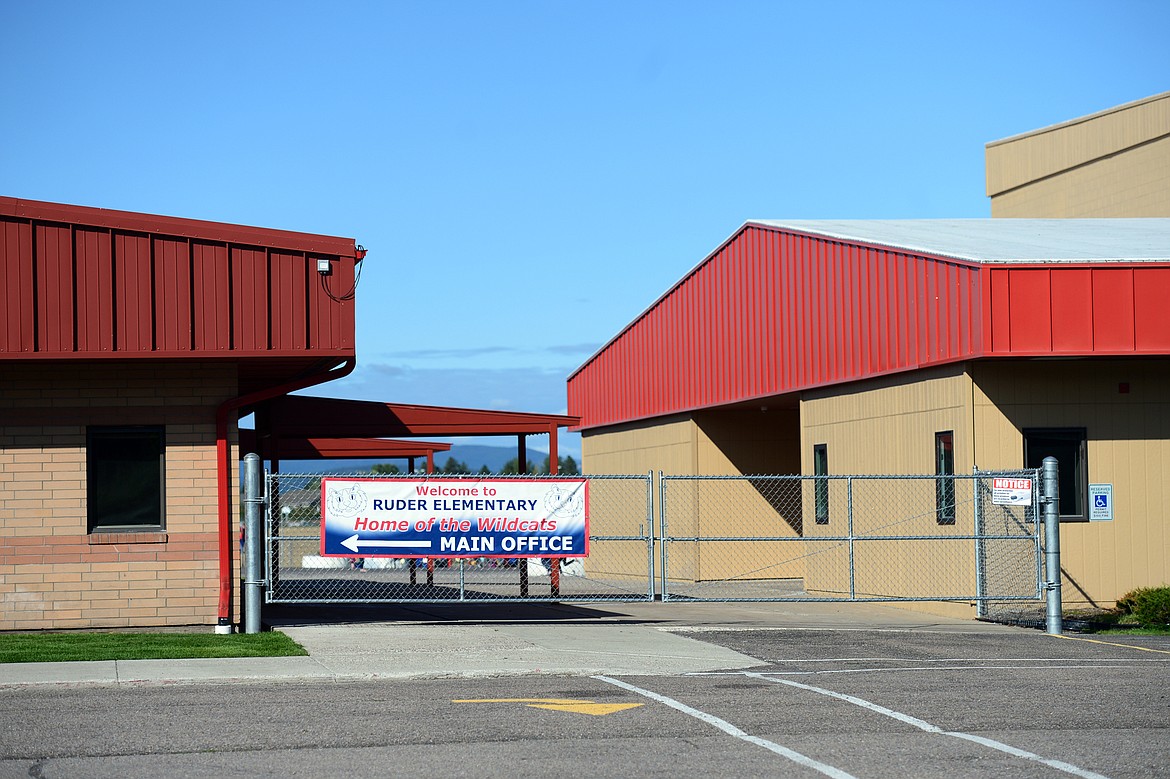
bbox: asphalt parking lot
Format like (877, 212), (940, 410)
(3, 601), (1168, 778)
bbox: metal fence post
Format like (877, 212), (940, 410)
(659, 471), (669, 601)
(646, 470), (656, 601)
(973, 467), (986, 618)
(846, 477), (856, 600)
(1041, 456), (1063, 635)
(243, 453), (265, 635)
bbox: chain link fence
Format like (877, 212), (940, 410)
(659, 472), (1042, 608)
(261, 469), (1044, 616)
(265, 472), (654, 603)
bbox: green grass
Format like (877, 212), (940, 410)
(0, 632), (308, 664)
(1095, 625), (1170, 636)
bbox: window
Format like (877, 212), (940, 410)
(1023, 428), (1086, 521)
(813, 444), (829, 525)
(935, 431), (955, 525)
(87, 426), (166, 532)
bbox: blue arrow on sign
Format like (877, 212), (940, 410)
(340, 535), (431, 554)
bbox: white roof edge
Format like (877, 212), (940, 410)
(569, 217), (1170, 381)
(984, 90), (1170, 148)
(747, 218), (1170, 263)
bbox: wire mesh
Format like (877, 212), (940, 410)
(660, 472), (1042, 607)
(264, 472), (654, 603)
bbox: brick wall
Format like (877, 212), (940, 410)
(0, 362), (239, 630)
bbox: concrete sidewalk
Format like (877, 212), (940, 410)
(0, 601), (1025, 687)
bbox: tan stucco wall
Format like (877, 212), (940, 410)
(987, 91), (1170, 217)
(581, 416), (695, 582)
(0, 362), (240, 630)
(801, 364), (974, 474)
(798, 359), (1170, 616)
(578, 358), (1169, 618)
(971, 359), (1170, 608)
(582, 409), (805, 583)
(800, 365), (978, 619)
(990, 136), (1170, 217)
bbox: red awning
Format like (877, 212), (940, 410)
(259, 395), (579, 439)
(238, 429), (451, 460)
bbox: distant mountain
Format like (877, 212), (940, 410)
(263, 444), (553, 475)
(436, 444), (549, 473)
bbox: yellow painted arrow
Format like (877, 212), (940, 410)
(453, 698), (644, 716)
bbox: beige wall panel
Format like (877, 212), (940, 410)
(582, 417), (697, 580)
(972, 360), (1170, 607)
(582, 416), (696, 476)
(689, 409), (805, 580)
(990, 136), (1170, 217)
(799, 365), (978, 604)
(801, 364), (974, 476)
(986, 91), (1170, 197)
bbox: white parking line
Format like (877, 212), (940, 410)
(756, 664), (1138, 676)
(593, 675), (858, 779)
(749, 672), (1112, 779)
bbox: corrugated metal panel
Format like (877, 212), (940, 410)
(35, 223), (73, 353)
(983, 265), (1170, 354)
(569, 221), (1170, 431)
(271, 250), (308, 352)
(0, 196), (360, 362)
(75, 227), (114, 353)
(569, 225), (986, 430)
(2, 219), (34, 352)
(193, 241), (231, 351)
(1135, 268), (1170, 350)
(155, 237), (193, 352)
(116, 232), (153, 352)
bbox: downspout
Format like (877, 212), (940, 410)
(214, 357), (356, 631)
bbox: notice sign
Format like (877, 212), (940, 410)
(991, 477), (1033, 506)
(320, 478), (588, 558)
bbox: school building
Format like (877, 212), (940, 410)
(568, 92), (1170, 616)
(0, 197), (577, 631)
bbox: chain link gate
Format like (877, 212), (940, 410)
(264, 472), (655, 603)
(659, 471), (1043, 608)
(261, 468), (1044, 616)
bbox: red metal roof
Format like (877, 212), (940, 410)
(238, 430), (451, 460)
(262, 396), (579, 438)
(568, 220), (1170, 431)
(1, 196), (362, 394)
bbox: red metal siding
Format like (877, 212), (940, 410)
(568, 223), (1170, 431)
(1134, 268), (1170, 351)
(155, 237), (193, 352)
(1091, 269), (1135, 351)
(35, 223), (73, 353)
(983, 265), (1168, 355)
(232, 247), (268, 352)
(1049, 269), (1092, 351)
(568, 225), (986, 430)
(116, 232), (153, 352)
(75, 227), (114, 353)
(0, 197), (360, 362)
(193, 242), (231, 351)
(2, 219), (33, 352)
(271, 251), (308, 351)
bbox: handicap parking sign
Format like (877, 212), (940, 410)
(1088, 484), (1113, 521)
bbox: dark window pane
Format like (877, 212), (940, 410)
(88, 427), (165, 532)
(935, 431), (955, 525)
(813, 444), (828, 525)
(1023, 428), (1086, 520)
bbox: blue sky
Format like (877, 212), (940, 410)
(3, 1), (1167, 457)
